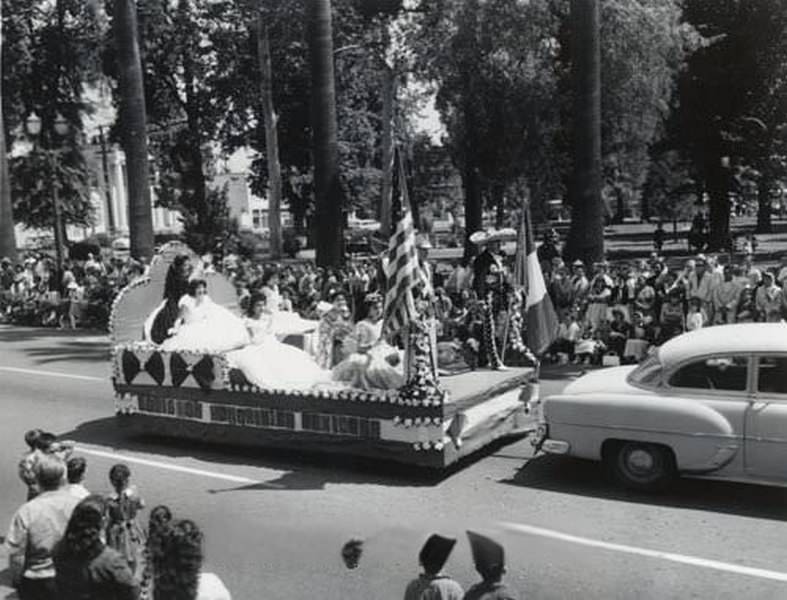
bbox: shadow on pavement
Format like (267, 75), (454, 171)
(0, 326), (109, 365)
(58, 417), (446, 491)
(502, 454), (787, 522)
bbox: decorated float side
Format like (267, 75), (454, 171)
(109, 242), (537, 469)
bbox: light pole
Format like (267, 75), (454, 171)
(25, 111), (69, 287)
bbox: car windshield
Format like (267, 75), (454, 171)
(627, 351), (663, 388)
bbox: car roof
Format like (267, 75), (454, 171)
(659, 322), (787, 369)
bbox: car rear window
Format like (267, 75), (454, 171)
(757, 356), (787, 394)
(668, 355), (749, 391)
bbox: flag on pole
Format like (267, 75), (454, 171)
(515, 203), (559, 356)
(381, 149), (427, 339)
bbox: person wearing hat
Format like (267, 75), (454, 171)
(471, 236), (507, 370)
(569, 260), (589, 304)
(464, 531), (518, 600)
(404, 534), (464, 600)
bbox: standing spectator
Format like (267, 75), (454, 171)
(19, 431), (71, 501)
(653, 223), (666, 253)
(404, 534), (464, 600)
(464, 531), (518, 600)
(548, 264), (574, 319)
(735, 286), (757, 323)
(569, 260), (589, 306)
(756, 271), (784, 322)
(686, 258), (716, 322)
(776, 254), (787, 288)
(106, 464), (146, 579)
(584, 276), (611, 331)
(657, 289), (685, 344)
(6, 453), (81, 600)
(66, 456), (90, 500)
(711, 266), (741, 324)
(53, 495), (139, 600)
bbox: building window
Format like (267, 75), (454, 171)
(252, 209), (262, 229)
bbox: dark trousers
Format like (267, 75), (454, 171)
(19, 577), (57, 600)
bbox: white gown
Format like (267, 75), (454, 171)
(226, 315), (332, 390)
(261, 285), (319, 336)
(159, 295), (250, 353)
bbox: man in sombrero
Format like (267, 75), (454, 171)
(471, 231), (507, 370)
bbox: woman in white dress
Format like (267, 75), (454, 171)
(259, 269), (319, 337)
(331, 293), (404, 390)
(226, 293), (331, 390)
(159, 279), (249, 353)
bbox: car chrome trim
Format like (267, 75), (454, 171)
(542, 439), (570, 455)
(547, 422), (741, 441)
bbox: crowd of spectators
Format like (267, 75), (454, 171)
(6, 429), (232, 600)
(539, 247), (787, 366)
(0, 253), (145, 330)
(3, 235), (787, 373)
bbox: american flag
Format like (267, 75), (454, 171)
(382, 149), (427, 340)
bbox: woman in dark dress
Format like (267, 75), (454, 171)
(54, 495), (139, 600)
(150, 255), (192, 344)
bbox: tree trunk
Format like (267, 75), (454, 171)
(257, 10), (283, 259)
(379, 62), (395, 238)
(463, 162), (482, 262)
(114, 0), (154, 260)
(756, 173), (772, 234)
(706, 158), (730, 251)
(307, 0), (344, 268)
(493, 181), (505, 227)
(564, 0), (604, 265)
(0, 1), (17, 261)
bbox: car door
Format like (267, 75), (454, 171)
(665, 354), (750, 471)
(745, 355), (787, 480)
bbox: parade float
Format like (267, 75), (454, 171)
(109, 242), (537, 469)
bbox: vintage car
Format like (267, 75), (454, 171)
(535, 323), (787, 490)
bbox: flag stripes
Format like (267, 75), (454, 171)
(382, 150), (423, 339)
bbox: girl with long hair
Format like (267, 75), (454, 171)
(54, 495), (139, 600)
(105, 464), (146, 580)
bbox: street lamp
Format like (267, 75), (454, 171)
(25, 111), (69, 288)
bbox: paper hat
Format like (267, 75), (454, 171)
(467, 531), (505, 573)
(419, 534), (457, 573)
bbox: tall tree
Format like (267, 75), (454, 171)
(564, 0), (603, 264)
(256, 7), (283, 258)
(307, 0), (344, 267)
(113, 0), (153, 259)
(0, 0), (15, 261)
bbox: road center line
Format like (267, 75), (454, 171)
(75, 446), (285, 489)
(0, 366), (103, 382)
(502, 522), (787, 583)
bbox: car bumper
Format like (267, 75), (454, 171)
(531, 423), (571, 455)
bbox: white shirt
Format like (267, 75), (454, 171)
(197, 572), (232, 600)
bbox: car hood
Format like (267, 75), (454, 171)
(562, 366), (643, 396)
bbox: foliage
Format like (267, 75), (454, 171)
(2, 0), (103, 238)
(642, 149), (697, 223)
(179, 184), (238, 257)
(10, 147), (94, 230)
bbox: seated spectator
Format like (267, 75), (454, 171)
(607, 309), (628, 358)
(53, 495), (139, 600)
(735, 286), (757, 323)
(6, 453), (81, 600)
(686, 296), (707, 331)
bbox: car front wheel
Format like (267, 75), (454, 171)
(608, 442), (676, 492)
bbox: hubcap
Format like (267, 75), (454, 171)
(626, 448), (655, 474)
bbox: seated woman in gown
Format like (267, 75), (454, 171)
(259, 269), (320, 337)
(159, 279), (250, 353)
(226, 293), (332, 390)
(147, 255), (192, 344)
(315, 290), (355, 369)
(331, 293), (404, 390)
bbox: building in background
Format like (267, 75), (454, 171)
(211, 173), (292, 235)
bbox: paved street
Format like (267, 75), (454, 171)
(0, 325), (785, 599)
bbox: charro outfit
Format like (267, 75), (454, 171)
(472, 249), (505, 369)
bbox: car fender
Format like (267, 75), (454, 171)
(542, 393), (739, 472)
